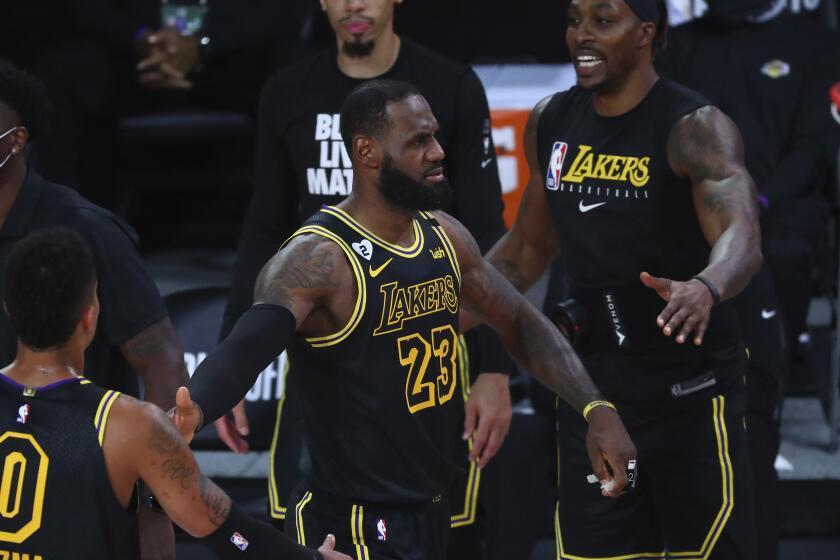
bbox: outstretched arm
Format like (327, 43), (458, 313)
(106, 392), (350, 559)
(174, 235), (351, 437)
(436, 212), (636, 494)
(642, 107), (762, 345)
(486, 95), (561, 292)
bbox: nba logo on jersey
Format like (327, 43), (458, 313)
(230, 532), (249, 551)
(17, 403), (30, 424)
(545, 142), (569, 191)
(376, 518), (388, 541)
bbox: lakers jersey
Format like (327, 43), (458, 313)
(286, 207), (463, 504)
(0, 375), (138, 559)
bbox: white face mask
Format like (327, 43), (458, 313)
(0, 126), (19, 169)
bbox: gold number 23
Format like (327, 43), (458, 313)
(397, 325), (458, 414)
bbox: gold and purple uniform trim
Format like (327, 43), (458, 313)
(294, 491), (313, 545)
(351, 504), (370, 560)
(420, 211), (461, 285)
(322, 206), (425, 258)
(554, 395), (734, 560)
(450, 335), (480, 528)
(94, 390), (121, 447)
(268, 357), (291, 520)
(290, 225), (367, 348)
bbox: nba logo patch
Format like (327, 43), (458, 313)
(17, 404), (30, 424)
(376, 518), (388, 541)
(230, 532), (249, 551)
(545, 142), (568, 191)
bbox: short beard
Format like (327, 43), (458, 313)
(342, 39), (376, 59)
(379, 156), (452, 212)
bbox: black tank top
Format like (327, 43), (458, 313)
(286, 207), (463, 505)
(538, 79), (739, 358)
(0, 376), (138, 560)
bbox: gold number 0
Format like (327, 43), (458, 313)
(0, 433), (49, 544)
(398, 325), (458, 414)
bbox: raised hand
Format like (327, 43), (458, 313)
(168, 386), (204, 444)
(640, 271), (715, 346)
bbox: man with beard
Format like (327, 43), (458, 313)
(219, 1), (512, 553)
(486, 0), (763, 558)
(172, 80), (637, 560)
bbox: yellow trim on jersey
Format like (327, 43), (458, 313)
(291, 225), (367, 348)
(95, 390), (121, 447)
(268, 356), (291, 520)
(322, 206), (425, 258)
(351, 504), (370, 560)
(554, 395), (734, 560)
(294, 491), (313, 545)
(79, 379), (92, 385)
(421, 211), (461, 285)
(451, 335), (480, 528)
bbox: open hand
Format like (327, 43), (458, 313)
(640, 271), (715, 345)
(214, 400), (250, 454)
(463, 372), (512, 469)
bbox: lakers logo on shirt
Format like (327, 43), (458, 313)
(559, 144), (651, 187)
(373, 275), (458, 336)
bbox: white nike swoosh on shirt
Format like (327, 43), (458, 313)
(481, 158), (493, 168)
(761, 309), (777, 320)
(579, 201), (607, 213)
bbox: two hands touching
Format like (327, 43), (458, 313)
(136, 28), (200, 90)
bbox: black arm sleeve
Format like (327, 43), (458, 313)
(203, 501), (323, 560)
(191, 304), (296, 426)
(221, 75), (301, 340)
(447, 69), (512, 375)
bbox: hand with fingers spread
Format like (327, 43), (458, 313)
(214, 399), (250, 454)
(463, 372), (512, 469)
(584, 405), (637, 498)
(640, 271), (716, 346)
(167, 386), (204, 444)
(318, 534), (354, 560)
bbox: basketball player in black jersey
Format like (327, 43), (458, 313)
(0, 229), (349, 560)
(173, 80), (636, 560)
(486, 0), (763, 558)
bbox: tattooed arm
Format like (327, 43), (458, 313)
(120, 318), (189, 412)
(485, 95), (561, 292)
(640, 107), (762, 346)
(104, 394), (348, 559)
(172, 235), (352, 439)
(436, 211), (636, 494)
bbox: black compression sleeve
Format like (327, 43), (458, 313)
(203, 502), (323, 560)
(190, 304), (296, 427)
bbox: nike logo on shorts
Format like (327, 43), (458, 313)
(579, 201), (607, 213)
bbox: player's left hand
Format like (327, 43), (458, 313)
(640, 271), (715, 346)
(138, 507), (175, 560)
(463, 372), (512, 469)
(167, 386), (203, 444)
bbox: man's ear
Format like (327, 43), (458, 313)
(354, 136), (383, 169)
(638, 22), (655, 50)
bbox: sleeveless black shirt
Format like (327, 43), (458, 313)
(286, 207), (463, 504)
(537, 79), (739, 360)
(0, 376), (138, 559)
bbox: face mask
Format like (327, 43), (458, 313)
(0, 127), (19, 169)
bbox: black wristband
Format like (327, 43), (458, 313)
(692, 275), (720, 307)
(203, 502), (321, 559)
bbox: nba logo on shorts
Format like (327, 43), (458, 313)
(545, 142), (568, 191)
(17, 404), (30, 424)
(377, 518), (388, 541)
(230, 532), (249, 551)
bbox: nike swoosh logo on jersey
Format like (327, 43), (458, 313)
(369, 258), (394, 278)
(481, 158), (493, 168)
(579, 201), (607, 213)
(761, 309), (777, 320)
